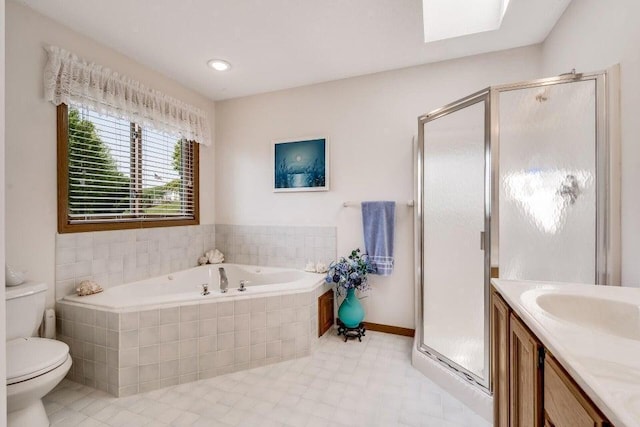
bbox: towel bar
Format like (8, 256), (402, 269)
(342, 200), (415, 208)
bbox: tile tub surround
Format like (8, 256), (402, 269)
(215, 224), (337, 269)
(44, 331), (490, 427)
(56, 282), (333, 397)
(55, 225), (216, 299)
(55, 224), (337, 300)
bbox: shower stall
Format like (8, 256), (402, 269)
(414, 69), (619, 396)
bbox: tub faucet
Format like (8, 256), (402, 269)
(201, 283), (210, 296)
(218, 267), (228, 293)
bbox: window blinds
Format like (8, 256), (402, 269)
(67, 104), (195, 223)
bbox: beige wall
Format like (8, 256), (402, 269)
(5, 1), (216, 307)
(215, 45), (542, 328)
(541, 0), (640, 286)
(1, 0), (8, 417)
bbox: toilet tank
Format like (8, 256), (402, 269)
(5, 282), (48, 341)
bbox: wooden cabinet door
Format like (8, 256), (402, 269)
(492, 289), (510, 427)
(544, 354), (611, 427)
(318, 289), (334, 337)
(510, 313), (543, 427)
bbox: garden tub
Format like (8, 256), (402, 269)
(62, 263), (322, 311)
(56, 264), (332, 397)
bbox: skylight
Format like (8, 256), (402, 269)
(423, 0), (511, 43)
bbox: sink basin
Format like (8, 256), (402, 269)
(533, 293), (640, 341)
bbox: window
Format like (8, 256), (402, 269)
(57, 103), (199, 232)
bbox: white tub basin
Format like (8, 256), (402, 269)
(532, 292), (640, 341)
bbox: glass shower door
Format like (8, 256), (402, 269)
(418, 90), (491, 388)
(498, 79), (602, 284)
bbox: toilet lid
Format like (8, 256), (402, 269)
(7, 337), (69, 385)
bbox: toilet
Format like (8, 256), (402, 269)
(6, 282), (72, 427)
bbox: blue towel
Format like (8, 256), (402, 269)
(361, 201), (396, 276)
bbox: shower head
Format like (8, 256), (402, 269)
(560, 68), (583, 80)
(536, 69), (583, 103)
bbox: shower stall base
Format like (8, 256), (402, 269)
(421, 327), (485, 379)
(411, 342), (493, 422)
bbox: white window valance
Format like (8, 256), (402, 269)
(44, 45), (211, 146)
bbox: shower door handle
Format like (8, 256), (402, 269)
(480, 231), (485, 251)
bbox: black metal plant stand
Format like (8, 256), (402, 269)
(337, 319), (366, 342)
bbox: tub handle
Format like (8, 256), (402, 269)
(201, 283), (210, 296)
(239, 280), (249, 292)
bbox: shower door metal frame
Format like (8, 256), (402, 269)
(416, 87), (494, 391)
(415, 70), (611, 395)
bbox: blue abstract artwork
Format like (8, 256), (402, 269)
(274, 138), (328, 192)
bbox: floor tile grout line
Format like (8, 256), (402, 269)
(44, 331), (490, 427)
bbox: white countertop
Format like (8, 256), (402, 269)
(492, 279), (640, 427)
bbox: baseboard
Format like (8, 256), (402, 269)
(363, 321), (415, 337)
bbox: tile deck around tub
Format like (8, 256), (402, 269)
(57, 283), (332, 397)
(44, 331), (491, 427)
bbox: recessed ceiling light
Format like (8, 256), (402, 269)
(423, 0), (511, 43)
(207, 59), (231, 71)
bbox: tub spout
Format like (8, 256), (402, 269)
(218, 267), (228, 293)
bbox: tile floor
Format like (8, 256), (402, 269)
(44, 331), (491, 427)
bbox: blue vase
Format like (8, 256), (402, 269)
(338, 288), (365, 328)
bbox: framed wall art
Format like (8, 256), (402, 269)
(273, 137), (329, 192)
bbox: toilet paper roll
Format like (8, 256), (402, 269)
(42, 308), (56, 339)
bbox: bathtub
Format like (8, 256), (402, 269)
(56, 264), (333, 397)
(62, 263), (323, 311)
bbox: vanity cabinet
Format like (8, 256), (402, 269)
(544, 355), (609, 427)
(509, 313), (543, 427)
(491, 287), (612, 427)
(491, 290), (510, 427)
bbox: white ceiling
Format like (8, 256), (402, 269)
(17, 0), (572, 101)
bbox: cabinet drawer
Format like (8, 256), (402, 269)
(544, 355), (610, 427)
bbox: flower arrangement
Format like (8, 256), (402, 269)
(325, 248), (373, 295)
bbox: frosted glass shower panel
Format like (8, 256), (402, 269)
(422, 100), (487, 381)
(499, 81), (596, 283)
